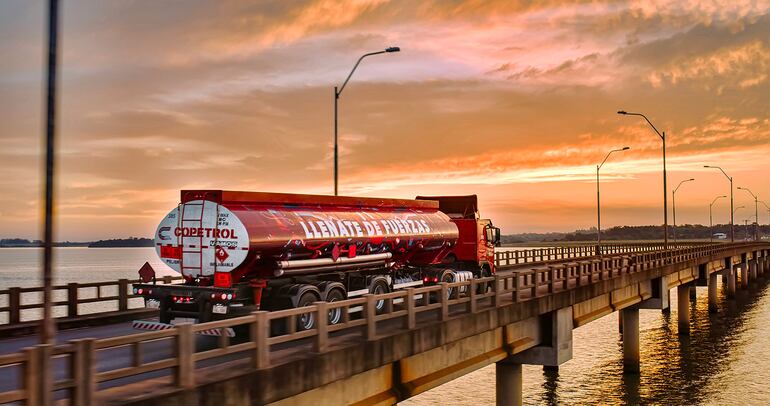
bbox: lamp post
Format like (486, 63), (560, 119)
(333, 46), (400, 196)
(617, 110), (668, 248)
(704, 165), (735, 242)
(596, 147), (630, 254)
(733, 205), (745, 233)
(762, 201), (770, 239)
(737, 186), (759, 241)
(710, 195), (726, 242)
(672, 178), (694, 243)
(744, 219), (750, 241)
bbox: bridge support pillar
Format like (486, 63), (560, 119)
(509, 307), (573, 367)
(750, 259), (758, 281)
(708, 272), (718, 313)
(741, 263), (749, 289)
(621, 307), (639, 373)
(727, 264), (736, 298)
(689, 284), (697, 301)
(496, 360), (522, 406)
(677, 284), (690, 335)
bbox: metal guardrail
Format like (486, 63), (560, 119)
(0, 242), (761, 405)
(0, 243), (703, 327)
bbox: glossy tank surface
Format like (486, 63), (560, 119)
(154, 190), (459, 280)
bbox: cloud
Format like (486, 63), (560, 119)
(1, 0), (770, 239)
(648, 40), (770, 91)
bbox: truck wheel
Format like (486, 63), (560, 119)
(477, 266), (492, 294)
(159, 299), (172, 324)
(441, 270), (457, 299)
(369, 278), (390, 313)
(296, 291), (320, 331)
(325, 289), (345, 325)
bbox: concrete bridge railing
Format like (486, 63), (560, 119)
(0, 276), (184, 328)
(0, 242), (703, 329)
(0, 242), (753, 405)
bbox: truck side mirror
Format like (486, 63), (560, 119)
(494, 227), (501, 247)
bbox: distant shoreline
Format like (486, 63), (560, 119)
(0, 238), (154, 248)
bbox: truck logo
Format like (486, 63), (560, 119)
(158, 226), (171, 241)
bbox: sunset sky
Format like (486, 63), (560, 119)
(1, 0), (769, 240)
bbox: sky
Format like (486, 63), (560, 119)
(1, 0), (769, 241)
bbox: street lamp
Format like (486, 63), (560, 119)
(596, 146), (630, 253)
(733, 205), (745, 219)
(737, 186), (759, 241)
(744, 219), (751, 241)
(672, 178), (694, 243)
(617, 110), (668, 248)
(704, 165), (734, 242)
(333, 46), (400, 196)
(709, 195), (726, 242)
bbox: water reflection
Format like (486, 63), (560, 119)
(405, 277), (770, 405)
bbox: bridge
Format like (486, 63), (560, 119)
(1, 242), (768, 405)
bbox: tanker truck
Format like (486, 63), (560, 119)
(132, 190), (500, 334)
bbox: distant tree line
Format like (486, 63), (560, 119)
(0, 238), (88, 247)
(88, 237), (154, 248)
(0, 237), (153, 248)
(503, 224), (765, 243)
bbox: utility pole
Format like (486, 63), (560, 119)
(42, 0), (59, 347)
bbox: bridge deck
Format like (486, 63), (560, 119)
(0, 242), (761, 405)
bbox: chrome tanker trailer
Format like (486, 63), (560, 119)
(132, 190), (499, 334)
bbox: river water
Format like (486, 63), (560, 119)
(2, 248), (769, 405)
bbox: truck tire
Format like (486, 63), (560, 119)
(159, 298), (172, 324)
(325, 288), (345, 325)
(477, 265), (492, 294)
(296, 291), (320, 331)
(440, 269), (457, 299)
(369, 277), (390, 314)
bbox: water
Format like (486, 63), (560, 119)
(2, 248), (769, 404)
(405, 281), (770, 405)
(0, 247), (176, 322)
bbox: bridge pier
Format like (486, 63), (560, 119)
(741, 263), (749, 289)
(750, 259), (758, 281)
(689, 284), (697, 301)
(727, 262), (737, 298)
(621, 307), (640, 373)
(506, 307), (572, 404)
(496, 360), (522, 406)
(677, 284), (690, 335)
(708, 271), (719, 313)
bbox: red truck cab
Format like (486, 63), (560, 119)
(417, 195), (500, 276)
